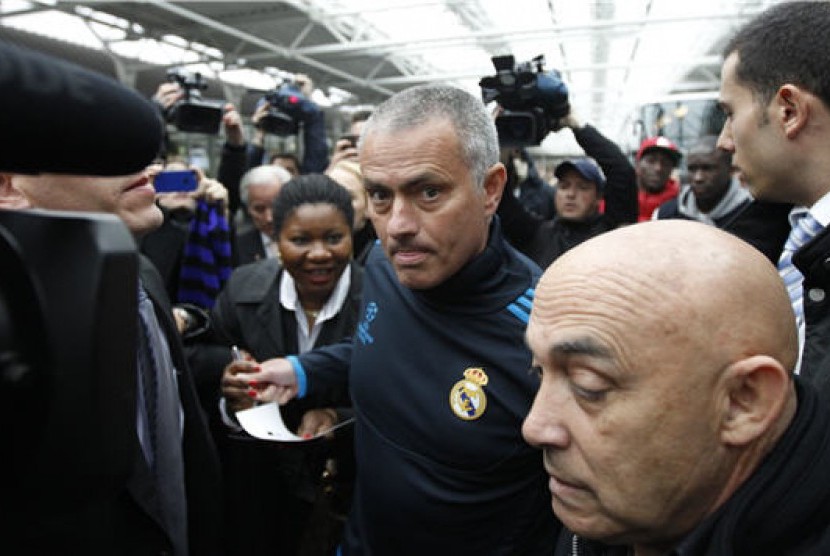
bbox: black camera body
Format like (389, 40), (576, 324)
(1, 209), (138, 548)
(480, 54), (570, 147)
(257, 81), (308, 136)
(165, 71), (224, 135)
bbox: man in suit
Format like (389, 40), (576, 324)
(717, 1), (830, 391)
(0, 169), (224, 555)
(234, 164), (293, 265)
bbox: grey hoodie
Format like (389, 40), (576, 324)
(673, 176), (751, 225)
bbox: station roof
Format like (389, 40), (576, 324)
(0, 0), (780, 152)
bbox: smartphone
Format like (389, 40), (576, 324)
(154, 169), (198, 193)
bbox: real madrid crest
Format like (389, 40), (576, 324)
(449, 367), (489, 421)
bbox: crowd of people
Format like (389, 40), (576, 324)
(4, 1), (830, 555)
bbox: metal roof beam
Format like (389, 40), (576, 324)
(290, 12), (758, 57)
(144, 0), (395, 96)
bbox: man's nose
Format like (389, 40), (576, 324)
(521, 380), (571, 450)
(717, 123), (735, 152)
(387, 197), (418, 237)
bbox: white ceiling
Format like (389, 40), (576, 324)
(1, 0), (782, 154)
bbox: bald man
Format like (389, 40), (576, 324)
(522, 220), (830, 555)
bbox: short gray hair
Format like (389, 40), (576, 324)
(359, 84), (499, 189)
(240, 164), (291, 205)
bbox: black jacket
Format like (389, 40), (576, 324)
(555, 378), (830, 556)
(136, 257), (225, 556)
(296, 222), (560, 555)
(217, 142), (249, 220)
(140, 207), (192, 301)
(657, 196), (791, 265)
(794, 224), (830, 400)
(232, 226), (268, 267)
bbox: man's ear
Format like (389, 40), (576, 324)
(482, 162), (506, 216)
(776, 84), (810, 140)
(0, 174), (31, 209)
(719, 355), (791, 446)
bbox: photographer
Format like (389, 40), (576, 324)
(246, 74), (329, 175)
(497, 111), (638, 268)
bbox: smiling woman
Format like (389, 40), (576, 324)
(274, 179), (355, 322)
(189, 173), (363, 556)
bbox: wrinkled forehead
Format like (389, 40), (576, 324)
(533, 252), (690, 331)
(528, 279), (699, 394)
(360, 120), (467, 178)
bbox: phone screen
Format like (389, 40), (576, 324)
(154, 170), (198, 193)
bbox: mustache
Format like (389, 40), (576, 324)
(388, 239), (431, 254)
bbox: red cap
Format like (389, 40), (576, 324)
(636, 136), (682, 165)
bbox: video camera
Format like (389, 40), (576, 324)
(164, 71), (224, 134)
(257, 81), (309, 136)
(480, 54), (570, 147)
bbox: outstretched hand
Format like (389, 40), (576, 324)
(236, 357), (299, 405)
(222, 103), (246, 146)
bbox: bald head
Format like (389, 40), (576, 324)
(533, 220), (797, 373)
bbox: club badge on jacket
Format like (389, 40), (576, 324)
(449, 367), (489, 420)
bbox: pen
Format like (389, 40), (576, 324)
(233, 345), (260, 407)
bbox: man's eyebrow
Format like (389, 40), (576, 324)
(363, 172), (444, 192)
(363, 177), (385, 190)
(550, 337), (612, 365)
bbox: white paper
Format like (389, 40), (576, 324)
(235, 402), (354, 443)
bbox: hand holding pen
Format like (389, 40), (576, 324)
(221, 345), (260, 413)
